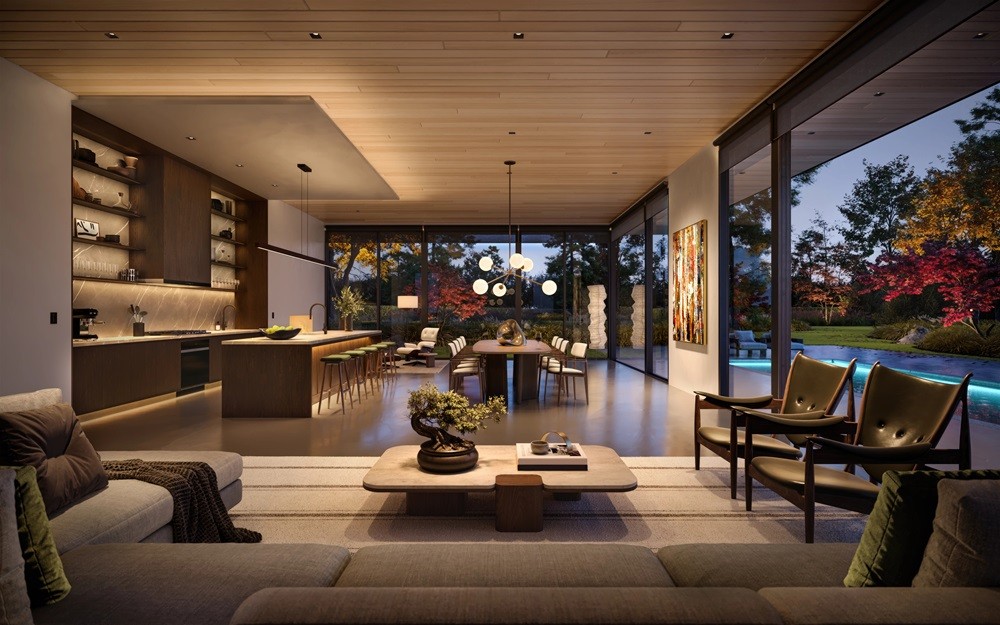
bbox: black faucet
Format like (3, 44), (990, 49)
(220, 304), (237, 330)
(309, 303), (327, 334)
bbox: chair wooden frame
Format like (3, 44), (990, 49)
(694, 354), (857, 499)
(744, 364), (972, 542)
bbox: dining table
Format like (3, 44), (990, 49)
(471, 339), (555, 404)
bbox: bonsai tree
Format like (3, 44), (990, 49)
(407, 382), (506, 452)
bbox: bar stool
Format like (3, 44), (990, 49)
(342, 349), (368, 400)
(374, 342), (396, 378)
(358, 345), (382, 392)
(318, 353), (353, 414)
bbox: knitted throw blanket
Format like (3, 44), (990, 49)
(102, 459), (261, 544)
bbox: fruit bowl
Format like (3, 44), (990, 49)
(260, 327), (301, 340)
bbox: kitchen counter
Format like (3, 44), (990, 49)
(221, 330), (380, 346)
(221, 330), (383, 418)
(73, 329), (260, 347)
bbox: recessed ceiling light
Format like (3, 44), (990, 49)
(513, 32), (525, 39)
(973, 32), (989, 39)
(738, 171), (746, 175)
(271, 183), (279, 187)
(643, 131), (652, 135)
(874, 91), (885, 97)
(104, 32), (119, 39)
(508, 131), (516, 135)
(235, 163), (245, 168)
(309, 32), (322, 39)
(185, 136), (196, 141)
(807, 131), (816, 135)
(611, 171), (619, 175)
(721, 32), (734, 39)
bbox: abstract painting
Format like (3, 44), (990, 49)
(672, 220), (707, 345)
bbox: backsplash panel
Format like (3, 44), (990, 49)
(72, 280), (236, 337)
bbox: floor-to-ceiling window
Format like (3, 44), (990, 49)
(379, 230), (422, 345)
(615, 224), (646, 371)
(326, 230), (378, 331)
(651, 211), (669, 377)
(519, 231), (563, 343)
(566, 231), (610, 359)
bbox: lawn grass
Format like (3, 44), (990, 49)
(798, 325), (928, 354)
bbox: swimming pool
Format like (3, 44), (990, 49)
(731, 358), (1000, 425)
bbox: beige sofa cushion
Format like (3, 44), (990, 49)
(759, 587), (1000, 625)
(232, 587), (783, 625)
(0, 390), (62, 413)
(336, 543), (674, 588)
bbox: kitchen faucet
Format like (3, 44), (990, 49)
(309, 303), (328, 334)
(220, 304), (237, 330)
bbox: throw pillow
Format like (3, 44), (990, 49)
(0, 403), (108, 515)
(1, 465), (71, 607)
(843, 469), (1000, 587)
(912, 480), (1000, 587)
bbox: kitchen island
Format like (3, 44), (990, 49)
(220, 330), (382, 418)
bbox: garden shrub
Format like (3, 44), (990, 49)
(791, 319), (812, 332)
(917, 322), (1000, 359)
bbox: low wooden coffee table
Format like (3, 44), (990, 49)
(363, 445), (637, 531)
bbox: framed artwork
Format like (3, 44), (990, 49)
(75, 218), (99, 240)
(671, 219), (707, 345)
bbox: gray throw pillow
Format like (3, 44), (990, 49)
(912, 480), (1000, 587)
(0, 403), (108, 515)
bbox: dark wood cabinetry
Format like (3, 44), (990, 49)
(73, 341), (180, 415)
(133, 155), (211, 286)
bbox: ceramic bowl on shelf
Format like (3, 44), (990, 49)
(260, 327), (301, 340)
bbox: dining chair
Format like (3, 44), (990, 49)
(546, 342), (589, 405)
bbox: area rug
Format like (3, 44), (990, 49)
(230, 455), (867, 549)
(391, 360), (449, 375)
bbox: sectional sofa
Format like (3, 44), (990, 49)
(2, 388), (998, 625)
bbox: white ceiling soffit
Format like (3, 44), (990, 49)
(72, 95), (397, 202)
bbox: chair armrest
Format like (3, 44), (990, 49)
(694, 391), (774, 410)
(738, 408), (839, 427)
(807, 437), (933, 463)
(417, 341), (435, 349)
(402, 342), (418, 349)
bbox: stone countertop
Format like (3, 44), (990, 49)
(221, 329), (382, 347)
(72, 329), (260, 347)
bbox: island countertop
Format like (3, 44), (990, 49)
(221, 329), (382, 346)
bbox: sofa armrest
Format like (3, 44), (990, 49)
(759, 587), (1000, 625)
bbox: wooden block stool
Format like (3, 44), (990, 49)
(495, 474), (543, 532)
(318, 353), (353, 414)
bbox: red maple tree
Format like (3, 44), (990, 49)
(429, 267), (485, 322)
(864, 242), (999, 337)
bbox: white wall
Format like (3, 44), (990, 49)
(667, 144), (720, 393)
(0, 59), (74, 397)
(266, 200), (326, 328)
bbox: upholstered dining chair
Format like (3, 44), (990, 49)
(744, 362), (972, 542)
(694, 353), (857, 499)
(546, 342), (589, 405)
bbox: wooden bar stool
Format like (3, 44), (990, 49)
(358, 345), (381, 392)
(342, 349), (368, 400)
(318, 353), (353, 414)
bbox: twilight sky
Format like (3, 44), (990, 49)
(792, 84), (994, 239)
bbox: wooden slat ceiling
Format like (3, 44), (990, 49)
(0, 1), (882, 225)
(730, 4), (1000, 205)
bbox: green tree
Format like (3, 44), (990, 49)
(792, 216), (853, 324)
(836, 155), (920, 261)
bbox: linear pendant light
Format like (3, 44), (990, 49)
(256, 163), (339, 271)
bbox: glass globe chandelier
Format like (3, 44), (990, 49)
(473, 161), (557, 298)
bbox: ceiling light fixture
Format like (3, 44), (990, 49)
(513, 32), (525, 39)
(874, 91), (885, 97)
(105, 32), (119, 39)
(508, 131), (516, 135)
(643, 131), (652, 135)
(721, 32), (734, 39)
(473, 161), (556, 298)
(186, 136), (196, 141)
(271, 183), (279, 187)
(256, 163), (340, 271)
(973, 32), (989, 39)
(309, 32), (322, 39)
(235, 163), (245, 168)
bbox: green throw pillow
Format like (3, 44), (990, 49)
(1, 465), (71, 606)
(844, 469), (1000, 587)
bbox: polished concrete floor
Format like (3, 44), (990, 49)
(81, 359), (1000, 466)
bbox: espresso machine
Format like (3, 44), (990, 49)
(72, 308), (102, 340)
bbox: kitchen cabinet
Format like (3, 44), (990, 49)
(132, 155), (211, 286)
(72, 340), (180, 415)
(209, 331), (259, 381)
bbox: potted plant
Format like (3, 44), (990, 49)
(332, 285), (365, 331)
(407, 382), (506, 473)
